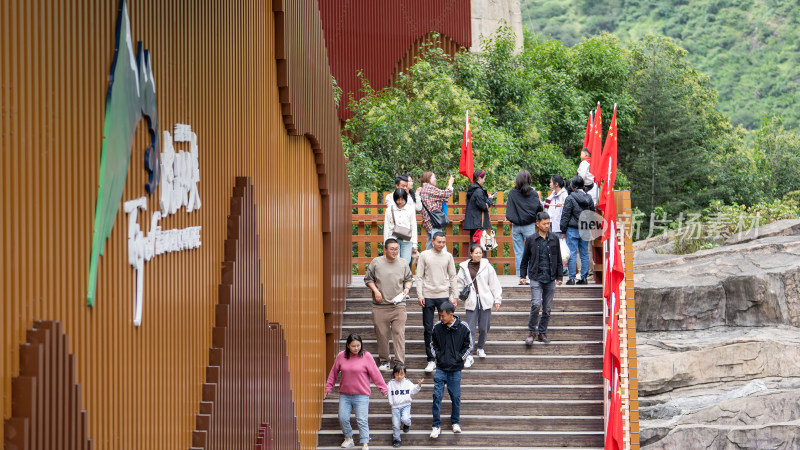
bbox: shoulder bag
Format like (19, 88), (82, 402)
(390, 206), (413, 241)
(459, 264), (489, 301)
(421, 198), (451, 229)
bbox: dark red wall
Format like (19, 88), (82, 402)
(319, 0), (472, 120)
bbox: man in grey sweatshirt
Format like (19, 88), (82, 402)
(415, 232), (458, 372)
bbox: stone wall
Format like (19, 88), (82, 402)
(471, 0), (524, 51)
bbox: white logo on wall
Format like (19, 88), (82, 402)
(124, 124), (202, 327)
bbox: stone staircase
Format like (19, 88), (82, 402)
(318, 282), (605, 449)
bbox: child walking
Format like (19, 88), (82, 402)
(387, 363), (423, 447)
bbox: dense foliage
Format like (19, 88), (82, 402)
(344, 29), (629, 195)
(521, 0), (800, 130)
(343, 27), (799, 243)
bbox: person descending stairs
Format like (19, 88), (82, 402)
(318, 277), (605, 449)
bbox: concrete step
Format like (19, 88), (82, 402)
(325, 384), (604, 401)
(322, 399), (604, 416)
(392, 354), (602, 371)
(347, 368), (603, 386)
(343, 310), (603, 326)
(334, 354), (602, 371)
(346, 285), (603, 299)
(342, 325), (604, 342)
(318, 429), (604, 447)
(320, 414), (604, 431)
(341, 340), (603, 357)
(321, 414), (604, 432)
(344, 298), (603, 312)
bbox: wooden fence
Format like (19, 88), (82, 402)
(351, 191), (603, 279)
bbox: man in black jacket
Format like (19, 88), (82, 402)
(506, 169), (543, 280)
(560, 176), (596, 285)
(520, 212), (564, 345)
(463, 169), (495, 245)
(429, 301), (472, 438)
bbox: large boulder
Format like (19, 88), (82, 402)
(636, 222), (800, 449)
(635, 235), (800, 330)
(725, 218), (800, 246)
(638, 327), (800, 449)
(642, 389), (800, 449)
(638, 327), (800, 395)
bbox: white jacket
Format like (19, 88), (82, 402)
(384, 202), (418, 244)
(547, 188), (569, 233)
(578, 160), (594, 184)
(387, 378), (421, 409)
(456, 259), (502, 311)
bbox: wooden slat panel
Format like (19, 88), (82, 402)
(1, 1), (348, 448)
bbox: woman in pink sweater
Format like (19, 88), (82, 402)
(326, 333), (389, 449)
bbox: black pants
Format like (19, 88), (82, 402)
(423, 297), (448, 361)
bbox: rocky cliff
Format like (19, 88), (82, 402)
(634, 219), (800, 449)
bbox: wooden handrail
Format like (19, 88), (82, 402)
(349, 191), (603, 280)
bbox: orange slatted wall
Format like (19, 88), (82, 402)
(0, 0), (349, 448)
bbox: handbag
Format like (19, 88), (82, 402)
(458, 264), (488, 301)
(421, 199), (450, 229)
(390, 206), (413, 241)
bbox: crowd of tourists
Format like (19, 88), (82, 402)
(326, 154), (598, 449)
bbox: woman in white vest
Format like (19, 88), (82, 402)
(384, 188), (417, 264)
(456, 244), (502, 358)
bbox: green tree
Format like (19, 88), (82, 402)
(343, 33), (575, 196)
(621, 35), (728, 216)
(752, 117), (800, 200)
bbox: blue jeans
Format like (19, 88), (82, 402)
(512, 223), (536, 277)
(339, 393), (370, 443)
(566, 227), (589, 280)
(397, 239), (413, 266)
(432, 369), (462, 427)
(425, 228), (442, 250)
(529, 280), (555, 334)
(392, 405), (412, 441)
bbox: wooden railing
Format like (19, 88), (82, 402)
(601, 190), (639, 450)
(353, 191), (500, 273)
(351, 191), (603, 278)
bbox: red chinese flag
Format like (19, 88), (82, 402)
(589, 103), (602, 177)
(602, 197), (625, 301)
(603, 196), (624, 382)
(597, 105), (618, 212)
(602, 295), (621, 380)
(604, 366), (624, 450)
(582, 112), (592, 150)
(458, 111), (474, 182)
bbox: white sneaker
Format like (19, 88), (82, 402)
(362, 444), (369, 450)
(424, 361), (436, 373)
(476, 348), (486, 358)
(340, 436), (354, 448)
(430, 426), (441, 438)
(463, 355), (474, 368)
(378, 362), (391, 372)
(452, 423), (462, 433)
